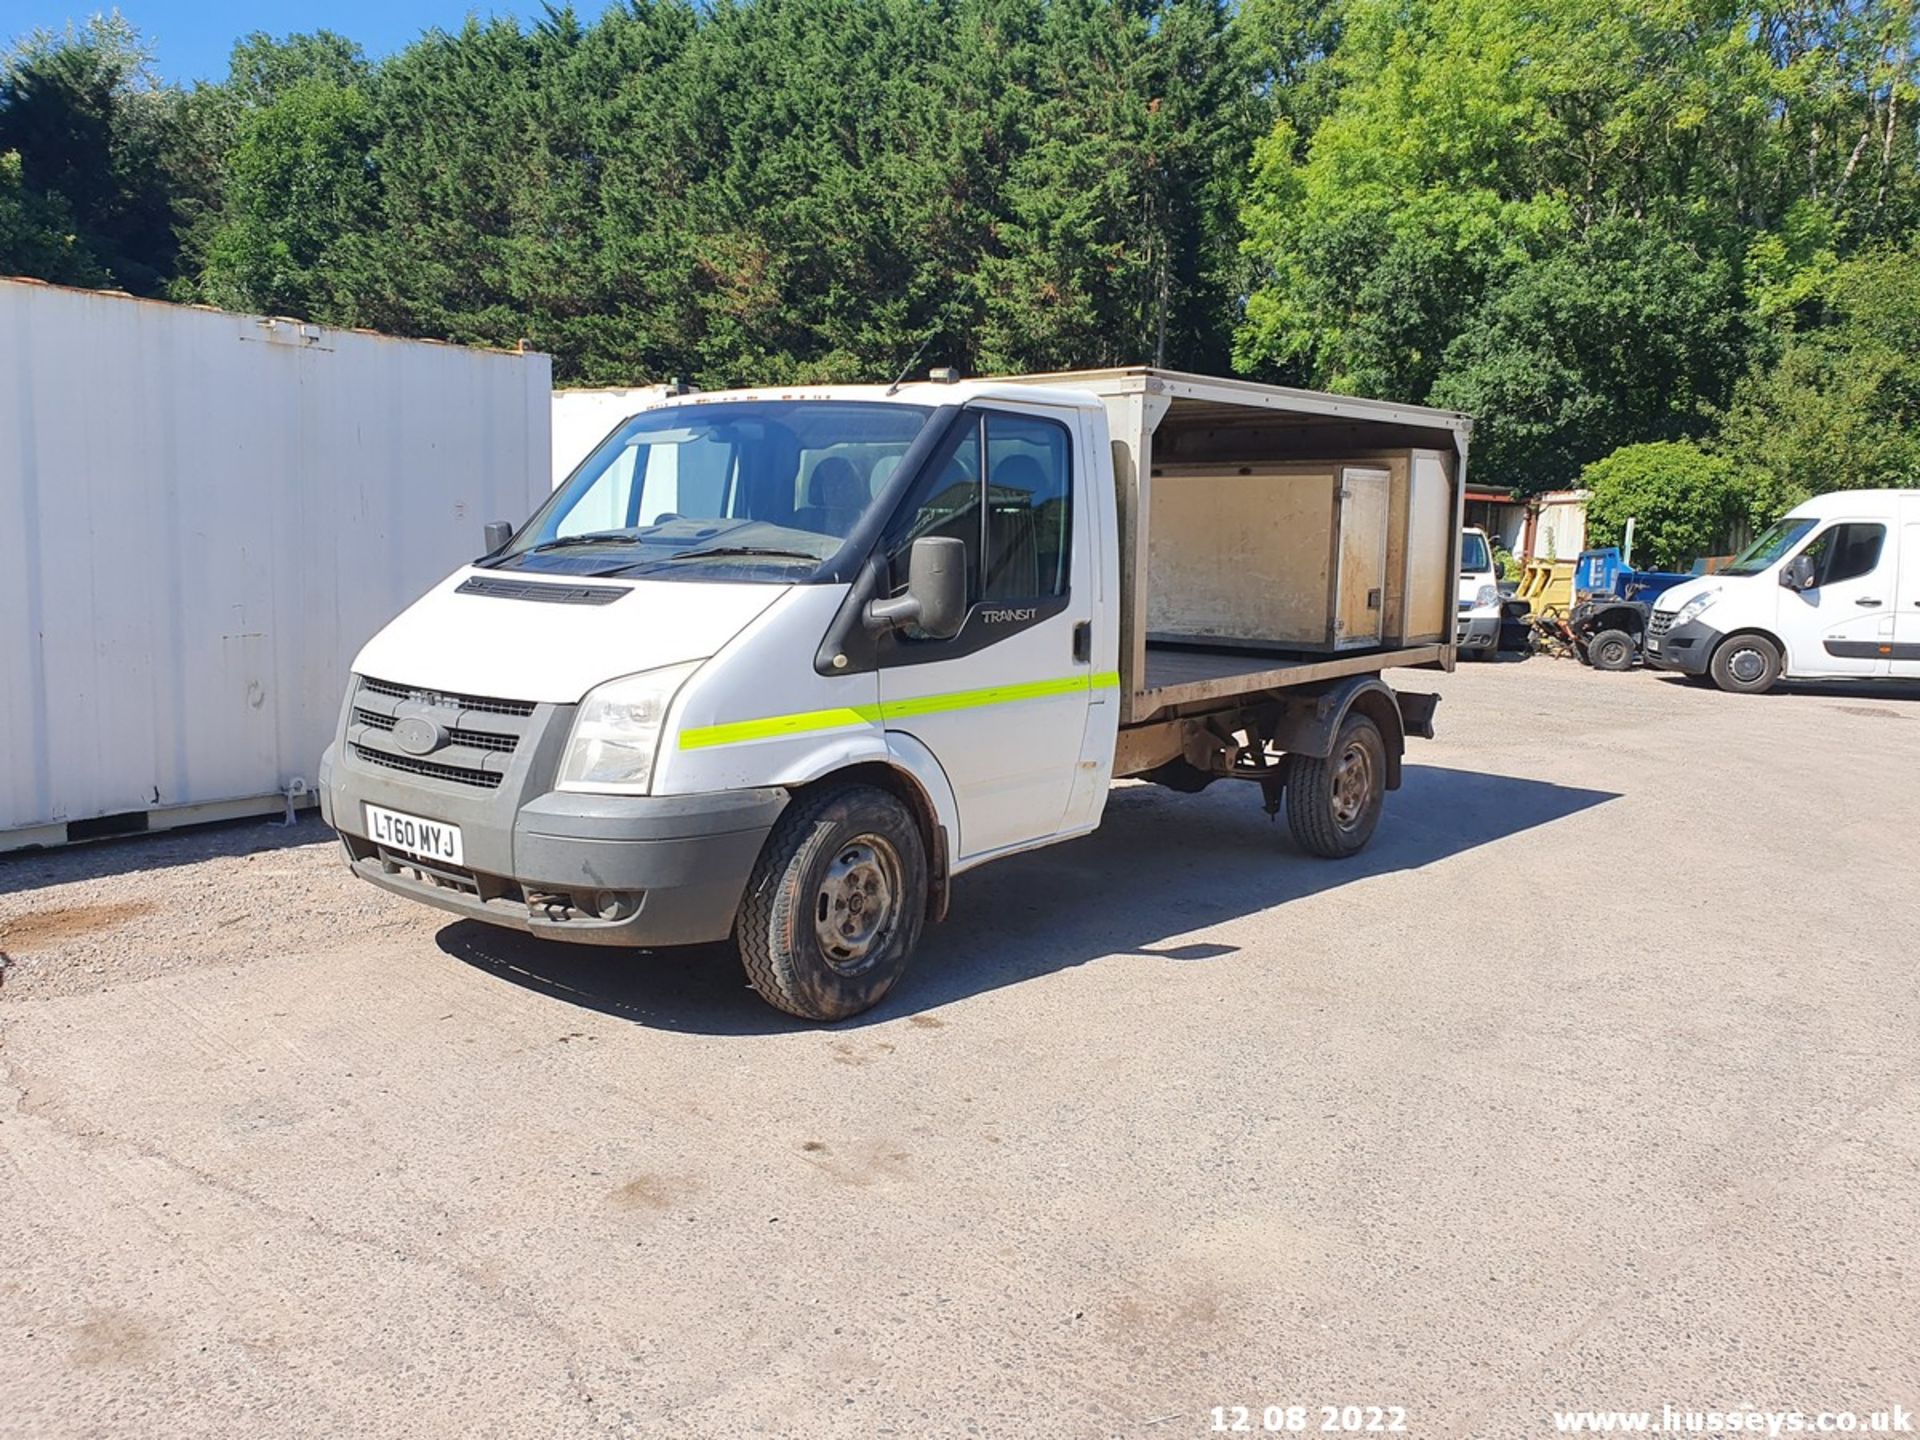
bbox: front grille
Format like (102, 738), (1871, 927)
(358, 676), (536, 718)
(1649, 611), (1673, 638)
(352, 707), (517, 753)
(351, 744), (504, 789)
(373, 846), (483, 892)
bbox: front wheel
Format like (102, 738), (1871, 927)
(735, 783), (927, 1021)
(1709, 634), (1782, 695)
(1284, 714), (1387, 859)
(1587, 628), (1636, 672)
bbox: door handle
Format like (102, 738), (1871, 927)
(1856, 597), (1882, 606)
(1072, 620), (1092, 663)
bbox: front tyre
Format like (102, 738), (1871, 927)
(735, 783), (927, 1021)
(1708, 634), (1782, 695)
(1284, 714), (1387, 859)
(1587, 628), (1636, 672)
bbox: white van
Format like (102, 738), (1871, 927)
(1456, 527), (1500, 658)
(1646, 489), (1920, 693)
(318, 369), (1470, 1019)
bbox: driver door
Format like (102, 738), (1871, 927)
(1786, 521), (1893, 677)
(875, 404), (1093, 861)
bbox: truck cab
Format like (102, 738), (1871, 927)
(319, 371), (1470, 1020)
(1646, 489), (1920, 692)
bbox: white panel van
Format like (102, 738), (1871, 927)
(1646, 489), (1920, 693)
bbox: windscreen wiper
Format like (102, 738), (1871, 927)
(521, 530), (646, 554)
(659, 545), (823, 562)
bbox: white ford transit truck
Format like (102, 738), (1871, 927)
(318, 368), (1472, 1020)
(1646, 489), (1920, 693)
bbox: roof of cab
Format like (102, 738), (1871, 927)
(651, 379), (1102, 411)
(1787, 488), (1920, 517)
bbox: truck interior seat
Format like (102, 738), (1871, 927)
(795, 456), (869, 536)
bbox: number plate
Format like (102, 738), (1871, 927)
(1646, 638), (1662, 654)
(364, 803), (464, 866)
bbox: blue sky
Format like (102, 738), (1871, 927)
(4, 2), (614, 84)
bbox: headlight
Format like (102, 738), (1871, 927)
(1475, 584), (1499, 608)
(557, 662), (701, 793)
(1673, 591), (1718, 627)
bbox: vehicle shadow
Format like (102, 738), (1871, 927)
(1647, 674), (1920, 704)
(434, 764), (1619, 1035)
(0, 812), (329, 894)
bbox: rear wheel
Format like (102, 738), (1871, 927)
(1709, 634), (1781, 695)
(1587, 628), (1636, 672)
(735, 783), (927, 1021)
(1284, 714), (1387, 858)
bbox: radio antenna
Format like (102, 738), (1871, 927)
(886, 302), (965, 395)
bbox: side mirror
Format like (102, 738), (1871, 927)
(1779, 554), (1817, 591)
(482, 519), (514, 554)
(866, 536), (969, 640)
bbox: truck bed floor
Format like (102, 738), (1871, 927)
(1135, 640), (1447, 716)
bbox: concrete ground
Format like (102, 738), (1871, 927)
(3, 660), (1917, 1440)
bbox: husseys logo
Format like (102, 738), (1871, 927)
(978, 606), (1039, 624)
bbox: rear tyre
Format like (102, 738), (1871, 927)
(1587, 628), (1636, 672)
(1284, 714), (1387, 859)
(1708, 634), (1781, 695)
(735, 783), (927, 1021)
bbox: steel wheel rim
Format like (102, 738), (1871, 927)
(814, 835), (902, 973)
(1599, 639), (1627, 666)
(1331, 741), (1374, 829)
(1729, 646), (1766, 683)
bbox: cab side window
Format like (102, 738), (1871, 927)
(983, 414), (1071, 601)
(893, 409), (1071, 612)
(1802, 523), (1886, 586)
(899, 423), (984, 607)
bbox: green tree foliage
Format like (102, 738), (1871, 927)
(0, 146), (103, 283)
(979, 0), (1254, 372)
(1716, 238), (1920, 515)
(1429, 221), (1749, 492)
(1582, 441), (1756, 570)
(199, 79), (379, 319)
(1235, 0), (1920, 493)
(1, 0), (1917, 517)
(224, 29), (369, 108)
(0, 15), (185, 292)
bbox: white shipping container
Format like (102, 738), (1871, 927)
(0, 279), (553, 849)
(551, 385), (674, 486)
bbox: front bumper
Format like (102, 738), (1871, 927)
(1456, 607), (1501, 652)
(1643, 617), (1720, 675)
(320, 742), (785, 947)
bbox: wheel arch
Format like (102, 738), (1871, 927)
(1711, 626), (1789, 671)
(1581, 602), (1648, 636)
(787, 759), (953, 924)
(1267, 676), (1409, 792)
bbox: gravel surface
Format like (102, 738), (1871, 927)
(2, 660), (1917, 1440)
(0, 816), (427, 1001)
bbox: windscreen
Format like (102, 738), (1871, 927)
(1721, 517), (1817, 577)
(1460, 532), (1491, 572)
(494, 400), (935, 581)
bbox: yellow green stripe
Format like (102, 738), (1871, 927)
(679, 703), (883, 751)
(679, 669), (1121, 751)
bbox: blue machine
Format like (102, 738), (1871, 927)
(1564, 548), (1696, 671)
(1575, 547), (1693, 605)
